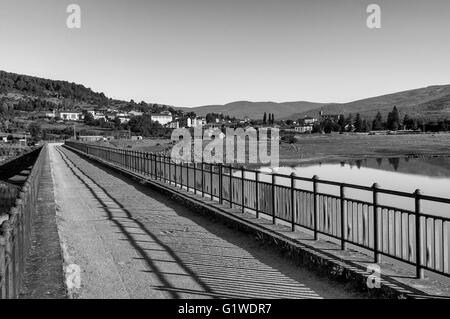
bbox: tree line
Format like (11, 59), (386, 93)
(311, 106), (450, 133)
(0, 70), (108, 105)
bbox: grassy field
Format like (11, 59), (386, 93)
(99, 138), (173, 154)
(280, 132), (450, 165)
(92, 132), (450, 165)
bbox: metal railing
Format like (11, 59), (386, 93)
(65, 141), (450, 279)
(0, 145), (45, 299)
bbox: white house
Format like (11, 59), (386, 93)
(303, 117), (318, 125)
(191, 117), (206, 127)
(59, 111), (82, 121)
(150, 111), (173, 126)
(295, 125), (313, 133)
(128, 110), (143, 117)
(116, 116), (130, 124)
(45, 110), (56, 119)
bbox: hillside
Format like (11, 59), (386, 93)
(2, 70), (450, 121)
(178, 85), (450, 121)
(177, 100), (325, 120)
(0, 70), (108, 106)
(289, 85), (450, 120)
(0, 70), (181, 116)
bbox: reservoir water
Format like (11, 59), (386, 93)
(259, 156), (450, 217)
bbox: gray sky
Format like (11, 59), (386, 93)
(0, 0), (449, 107)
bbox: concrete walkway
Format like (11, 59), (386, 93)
(49, 144), (362, 299)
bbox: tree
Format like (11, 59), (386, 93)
(337, 115), (345, 133)
(438, 120), (449, 132)
(83, 112), (95, 125)
(387, 106), (400, 131)
(403, 114), (411, 130)
(263, 112), (267, 124)
(362, 119), (371, 132)
(322, 119), (339, 133)
(354, 113), (363, 132)
(0, 102), (9, 119)
(28, 122), (42, 141)
(206, 113), (218, 123)
(128, 114), (163, 137)
(372, 112), (383, 130)
(113, 117), (122, 127)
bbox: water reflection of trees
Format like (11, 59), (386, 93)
(376, 158), (383, 167)
(388, 157), (400, 171)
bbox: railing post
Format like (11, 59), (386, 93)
(201, 162), (204, 197)
(181, 161), (184, 189)
(219, 164), (223, 204)
(186, 162), (189, 191)
(340, 184), (346, 250)
(193, 162), (197, 194)
(373, 183), (380, 263)
(313, 175), (319, 240)
(174, 159), (177, 187)
(153, 153), (157, 178)
(160, 154), (163, 181)
(168, 156), (171, 184)
(155, 153), (158, 178)
(241, 167), (245, 213)
(135, 151), (137, 171)
(272, 170), (276, 224)
(255, 170), (259, 219)
(210, 163), (213, 199)
(415, 189), (424, 279)
(229, 165), (233, 208)
(290, 173), (296, 232)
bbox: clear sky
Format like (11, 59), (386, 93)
(0, 0), (449, 107)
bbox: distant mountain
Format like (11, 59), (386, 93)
(289, 85), (450, 120)
(179, 85), (450, 121)
(3, 69), (450, 121)
(177, 101), (325, 120)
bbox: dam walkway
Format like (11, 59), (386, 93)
(34, 143), (363, 299)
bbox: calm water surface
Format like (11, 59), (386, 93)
(259, 156), (450, 216)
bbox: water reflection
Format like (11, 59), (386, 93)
(260, 156), (450, 217)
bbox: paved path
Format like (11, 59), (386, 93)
(50, 144), (362, 299)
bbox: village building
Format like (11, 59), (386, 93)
(59, 110), (83, 121)
(128, 110), (143, 117)
(150, 111), (173, 126)
(294, 125), (314, 133)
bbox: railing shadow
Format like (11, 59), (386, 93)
(56, 146), (333, 299)
(55, 146), (214, 298)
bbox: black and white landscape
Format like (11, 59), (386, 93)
(1, 0), (450, 305)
